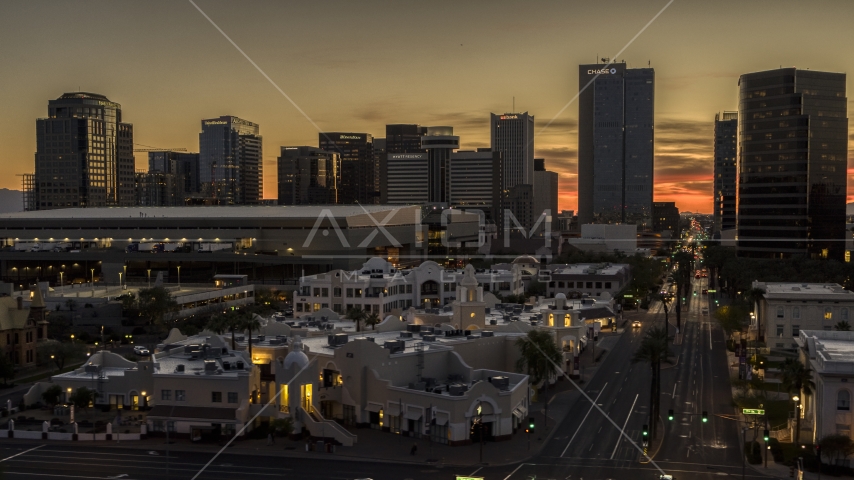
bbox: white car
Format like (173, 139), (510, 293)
(133, 346), (150, 356)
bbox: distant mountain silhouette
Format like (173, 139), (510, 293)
(0, 189), (23, 213)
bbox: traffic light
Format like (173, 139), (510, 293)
(701, 411), (708, 423)
(642, 424), (649, 437)
(763, 429), (770, 442)
(816, 444), (821, 458)
(528, 417), (535, 434)
(668, 409), (674, 421)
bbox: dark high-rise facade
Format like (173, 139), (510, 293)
(577, 64), (654, 225)
(199, 116), (262, 205)
(490, 112), (534, 190)
(319, 132), (376, 204)
(533, 158), (559, 229)
(422, 126), (459, 203)
(652, 201), (680, 234)
(386, 124), (427, 154)
(737, 68), (847, 260)
(277, 146), (338, 205)
(713, 112), (738, 233)
(148, 151), (200, 197)
(32, 92), (135, 210)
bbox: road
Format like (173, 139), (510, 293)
(1, 278), (773, 480)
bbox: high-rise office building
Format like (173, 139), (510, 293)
(386, 124), (427, 154)
(31, 92), (135, 210)
(199, 116), (262, 205)
(277, 146), (338, 205)
(422, 126), (460, 203)
(319, 132), (376, 204)
(490, 112), (534, 190)
(713, 112), (738, 233)
(135, 171), (184, 206)
(577, 63), (654, 225)
(737, 68), (847, 260)
(533, 158), (559, 229)
(148, 151), (200, 197)
(448, 149), (503, 213)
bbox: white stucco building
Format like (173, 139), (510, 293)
(754, 282), (854, 349)
(797, 330), (854, 444)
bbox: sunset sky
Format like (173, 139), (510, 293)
(2, 0), (854, 213)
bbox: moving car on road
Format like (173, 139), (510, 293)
(133, 346), (150, 356)
(632, 320), (642, 328)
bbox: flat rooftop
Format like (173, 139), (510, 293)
(759, 283), (854, 299)
(548, 263), (629, 276)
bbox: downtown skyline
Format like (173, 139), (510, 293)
(2, 0), (854, 213)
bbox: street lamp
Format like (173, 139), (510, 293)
(59, 271), (63, 292)
(118, 272), (122, 293)
(90, 268), (95, 296)
(177, 265), (181, 290)
(147, 269), (151, 288)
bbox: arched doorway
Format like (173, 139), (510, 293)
(469, 401), (496, 442)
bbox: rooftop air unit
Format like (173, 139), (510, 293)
(448, 383), (468, 396)
(236, 360), (245, 369)
(422, 335), (436, 342)
(489, 376), (510, 390)
(383, 340), (405, 354)
(175, 364), (185, 373)
(481, 331), (494, 337)
(400, 331), (413, 339)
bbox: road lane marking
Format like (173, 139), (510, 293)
(672, 382), (677, 397)
(561, 382), (608, 457)
(0, 445), (44, 463)
(502, 463), (527, 480)
(469, 467), (483, 475)
(610, 393), (639, 459)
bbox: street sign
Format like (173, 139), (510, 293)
(624, 294), (634, 298)
(743, 408), (765, 415)
(708, 289), (717, 293)
(456, 477), (484, 480)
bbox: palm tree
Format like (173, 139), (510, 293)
(632, 327), (673, 438)
(515, 330), (562, 395)
(238, 312), (262, 361)
(651, 291), (672, 339)
(781, 358), (815, 444)
(365, 312), (381, 330)
(207, 310), (241, 350)
(346, 307), (367, 332)
(836, 321), (852, 331)
(746, 287), (766, 342)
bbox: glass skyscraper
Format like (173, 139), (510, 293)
(199, 116), (262, 205)
(577, 64), (654, 225)
(318, 132), (376, 205)
(713, 112), (738, 234)
(737, 68), (848, 260)
(490, 112), (534, 191)
(32, 92), (134, 209)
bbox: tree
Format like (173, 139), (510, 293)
(0, 353), (14, 385)
(746, 287), (766, 342)
(515, 330), (562, 392)
(632, 327), (673, 439)
(526, 279), (546, 298)
(207, 310), (242, 350)
(42, 385), (63, 407)
(714, 304), (748, 337)
(835, 321), (852, 331)
(253, 288), (280, 315)
(365, 312), (381, 330)
(137, 286), (179, 331)
(238, 312), (262, 360)
(37, 341), (86, 370)
(69, 387), (94, 416)
(64, 299), (77, 311)
(781, 358), (815, 444)
(819, 434), (854, 471)
(346, 307), (367, 333)
(269, 417), (294, 437)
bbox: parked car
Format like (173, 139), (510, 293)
(133, 346), (150, 356)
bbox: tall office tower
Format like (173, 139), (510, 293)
(490, 112), (534, 190)
(422, 126), (460, 203)
(318, 132), (375, 204)
(199, 116), (262, 205)
(737, 68), (847, 260)
(32, 92), (135, 210)
(577, 63), (654, 225)
(148, 151), (201, 197)
(386, 124), (427, 153)
(383, 153), (429, 205)
(533, 158), (559, 227)
(276, 146), (338, 205)
(713, 112), (738, 233)
(504, 184), (535, 231)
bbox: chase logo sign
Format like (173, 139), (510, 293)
(588, 68), (618, 75)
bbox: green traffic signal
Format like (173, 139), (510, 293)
(701, 411), (708, 423)
(763, 429), (770, 441)
(668, 409), (674, 421)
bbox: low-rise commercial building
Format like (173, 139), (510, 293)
(753, 282), (854, 349)
(543, 263), (631, 299)
(796, 330), (854, 444)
